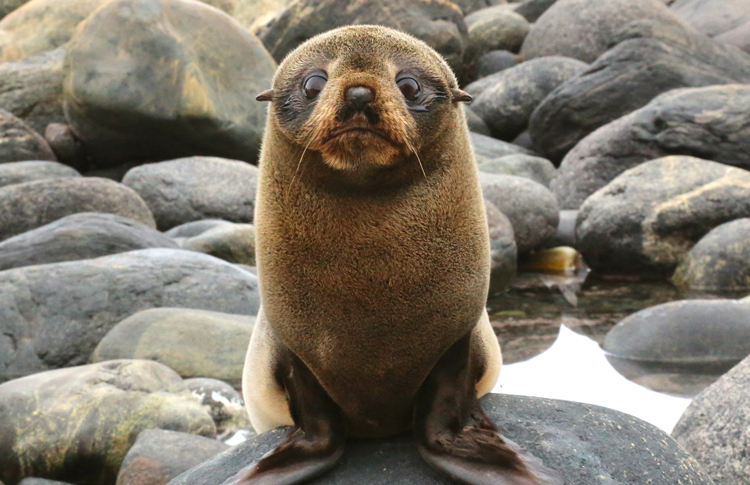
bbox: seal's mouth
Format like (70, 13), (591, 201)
(327, 126), (392, 143)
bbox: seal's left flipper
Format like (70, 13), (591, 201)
(414, 333), (562, 485)
(225, 349), (346, 485)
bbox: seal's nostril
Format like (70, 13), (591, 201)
(345, 86), (375, 111)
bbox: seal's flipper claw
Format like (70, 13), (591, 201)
(226, 347), (346, 485)
(415, 333), (561, 485)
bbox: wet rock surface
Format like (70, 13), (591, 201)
(170, 393), (714, 485)
(0, 249), (260, 382)
(0, 360), (216, 485)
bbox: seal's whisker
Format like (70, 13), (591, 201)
(409, 143), (427, 179)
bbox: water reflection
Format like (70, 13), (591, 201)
(494, 323), (692, 433)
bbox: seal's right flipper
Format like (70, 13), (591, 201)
(224, 350), (346, 485)
(414, 333), (562, 485)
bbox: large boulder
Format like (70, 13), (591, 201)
(0, 177), (155, 241)
(480, 173), (559, 253)
(122, 157), (258, 231)
(0, 108), (55, 163)
(604, 300), (750, 381)
(92, 308), (255, 387)
(470, 49), (520, 81)
(672, 219), (750, 291)
(0, 160), (78, 188)
(471, 56), (588, 142)
(519, 0), (686, 63)
(576, 156), (750, 275)
(552, 84), (750, 209)
(116, 430), (228, 485)
(470, 132), (532, 164)
(478, 154), (556, 187)
(0, 47), (64, 134)
(0, 360), (216, 485)
(63, 0), (276, 168)
(672, 353), (750, 484)
(465, 7), (530, 62)
(529, 23), (750, 163)
(0, 212), (178, 271)
(0, 249), (260, 382)
(170, 393), (714, 485)
(258, 0), (468, 78)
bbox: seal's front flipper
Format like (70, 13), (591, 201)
(225, 350), (346, 485)
(415, 333), (562, 485)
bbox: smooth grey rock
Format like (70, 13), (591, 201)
(122, 157), (258, 231)
(529, 22), (750, 162)
(478, 154), (556, 187)
(117, 430), (228, 485)
(553, 84), (750, 209)
(0, 47), (65, 134)
(550, 210), (577, 247)
(0, 108), (55, 163)
(0, 161), (78, 188)
(0, 249), (260, 383)
(576, 156), (750, 275)
(465, 7), (530, 61)
(471, 50), (519, 80)
(166, 220), (234, 239)
(716, 18), (750, 53)
(64, 0), (276, 167)
(673, 219), (750, 291)
(0, 212), (178, 271)
(673, 353), (750, 484)
(0, 0), (31, 19)
(0, 360), (215, 485)
(485, 199), (517, 289)
(463, 106), (490, 136)
(0, 177), (155, 241)
(480, 173), (559, 252)
(605, 300), (750, 378)
(184, 378), (252, 440)
(513, 0), (557, 22)
(170, 393), (715, 485)
(520, 0), (687, 63)
(92, 308), (256, 388)
(470, 132), (532, 164)
(671, 0), (750, 38)
(472, 56), (588, 141)
(181, 224), (255, 266)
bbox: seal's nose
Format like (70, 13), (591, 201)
(345, 86), (375, 111)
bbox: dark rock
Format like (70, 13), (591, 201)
(0, 249), (260, 382)
(552, 84), (750, 209)
(520, 0), (687, 63)
(604, 300), (750, 380)
(0, 212), (177, 271)
(0, 360), (215, 485)
(470, 132), (532, 164)
(0, 0), (31, 19)
(513, 0), (557, 22)
(64, 0), (276, 168)
(463, 107), (490, 136)
(465, 7), (530, 61)
(165, 220), (233, 239)
(471, 50), (519, 80)
(529, 23), (750, 163)
(480, 173), (559, 253)
(183, 378), (253, 440)
(122, 157), (258, 231)
(673, 353), (750, 484)
(472, 56), (588, 141)
(92, 308), (256, 388)
(0, 108), (55, 163)
(478, 154), (556, 187)
(259, 0), (468, 78)
(0, 47), (64, 134)
(485, 199), (517, 289)
(0, 160), (78, 188)
(451, 0), (505, 16)
(0, 177), (155, 242)
(44, 124), (87, 171)
(169, 393), (714, 485)
(672, 219), (750, 291)
(181, 224), (255, 266)
(576, 156), (750, 275)
(670, 0), (750, 38)
(550, 210), (577, 247)
(117, 430), (228, 485)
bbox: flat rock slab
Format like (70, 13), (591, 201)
(170, 393), (714, 485)
(673, 353), (750, 484)
(0, 248), (260, 383)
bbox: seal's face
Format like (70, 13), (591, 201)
(265, 26), (464, 173)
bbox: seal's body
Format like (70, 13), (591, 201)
(236, 25), (554, 485)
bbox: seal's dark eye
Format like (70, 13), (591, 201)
(303, 75), (327, 100)
(397, 77), (420, 101)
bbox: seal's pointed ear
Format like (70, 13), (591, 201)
(450, 88), (473, 104)
(256, 89), (275, 102)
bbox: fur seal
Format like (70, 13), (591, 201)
(234, 25), (558, 485)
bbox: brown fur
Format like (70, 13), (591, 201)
(253, 25), (491, 438)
